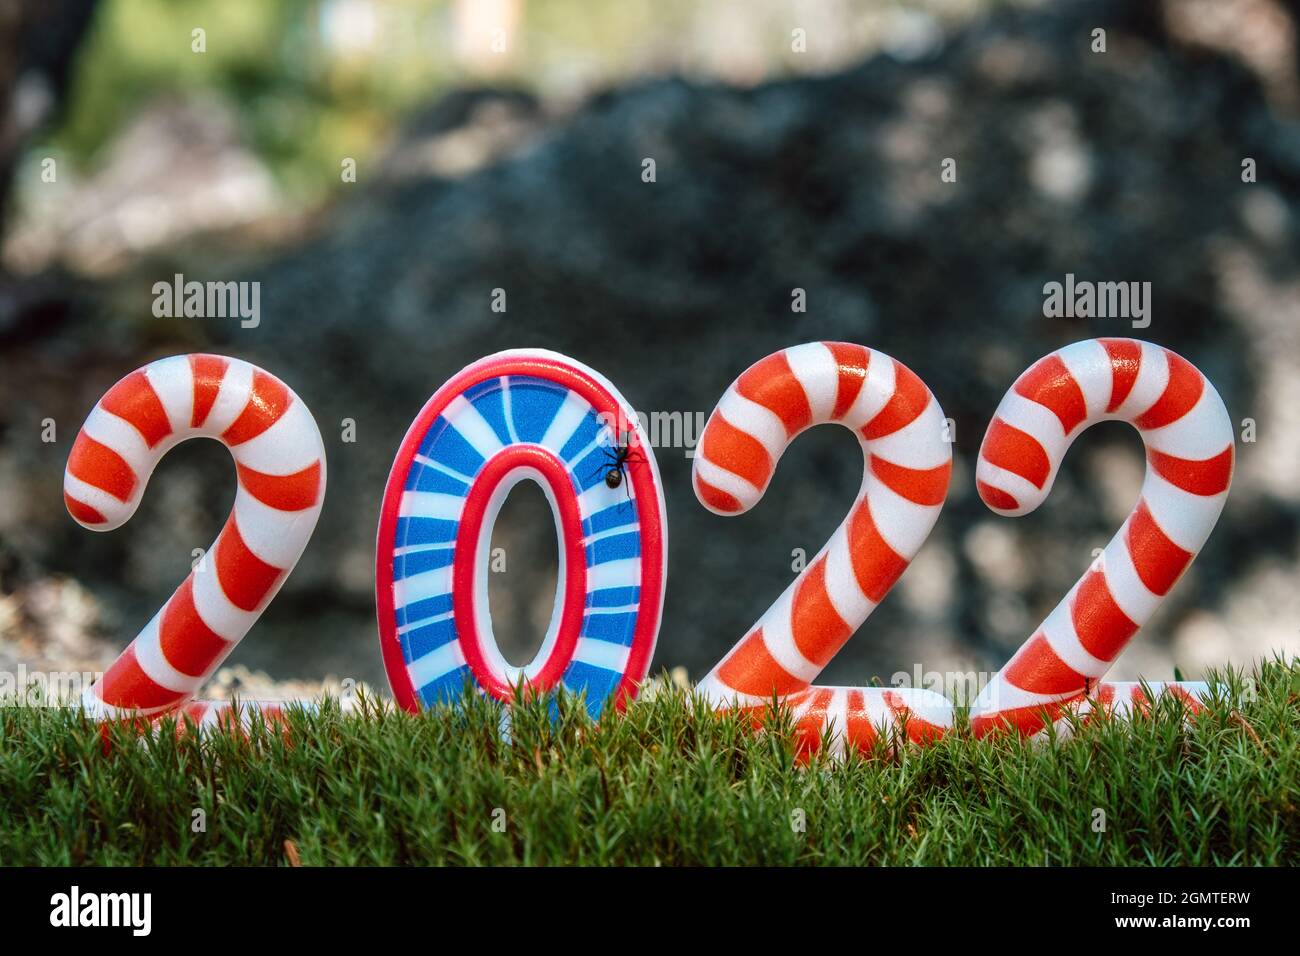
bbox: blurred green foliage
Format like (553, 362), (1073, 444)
(47, 0), (743, 203)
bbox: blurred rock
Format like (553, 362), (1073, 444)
(3, 0), (1300, 692)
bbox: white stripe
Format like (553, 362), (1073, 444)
(1039, 597), (1112, 680)
(584, 522), (640, 546)
(413, 453), (474, 484)
(755, 586), (821, 684)
(501, 378), (521, 444)
(1055, 340), (1113, 419)
(397, 608), (453, 636)
(841, 348), (897, 430)
(993, 392), (1068, 460)
(231, 397), (323, 475)
(539, 392), (590, 455)
(203, 359), (254, 433)
(784, 342), (838, 424)
(822, 524), (874, 625)
(191, 557), (259, 641)
(232, 487), (319, 567)
(716, 391), (786, 460)
(399, 490), (466, 520)
(1140, 472), (1227, 553)
(62, 473), (135, 530)
(1099, 531), (1161, 624)
(81, 406), (152, 473)
(132, 612), (205, 692)
(393, 563), (456, 609)
(693, 458), (761, 511)
(825, 688), (849, 758)
(571, 637), (631, 674)
(406, 640), (466, 691)
(1114, 343), (1169, 420)
(585, 556), (640, 591)
(863, 473), (941, 560)
(868, 395), (952, 471)
(583, 602), (639, 616)
(144, 355), (195, 435)
(1141, 387), (1232, 460)
(974, 457), (1044, 515)
(445, 394), (506, 459)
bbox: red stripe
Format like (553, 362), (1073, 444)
(846, 498), (907, 603)
(98, 647), (188, 711)
(67, 434), (136, 502)
(1071, 568), (1138, 662)
(826, 343), (869, 419)
(736, 352), (811, 436)
(223, 371), (291, 445)
(694, 476), (742, 513)
(884, 691), (946, 744)
(1101, 339), (1141, 412)
(1004, 634), (1084, 694)
(1136, 351), (1203, 429)
(189, 354), (229, 427)
(981, 417), (1050, 489)
(792, 688), (834, 760)
(870, 456), (951, 506)
(1126, 499), (1192, 596)
(862, 360), (928, 440)
(970, 698), (1073, 737)
(100, 370), (173, 448)
(158, 576), (227, 677)
(790, 557), (851, 667)
(977, 480), (1019, 512)
(214, 516), (284, 611)
(1014, 354), (1087, 433)
(236, 461), (322, 511)
(64, 492), (106, 525)
(1147, 445), (1233, 496)
(699, 411), (772, 490)
(845, 689), (877, 750)
(715, 629), (806, 697)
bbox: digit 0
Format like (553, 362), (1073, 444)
(376, 349), (667, 717)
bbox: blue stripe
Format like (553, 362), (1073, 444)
(559, 413), (602, 463)
(405, 465), (469, 496)
(418, 416), (485, 477)
(418, 666), (473, 708)
(467, 378), (514, 446)
(573, 445), (614, 492)
(394, 516), (458, 546)
(586, 531), (640, 566)
(395, 592), (454, 626)
(581, 611), (638, 646)
(583, 502), (637, 536)
(393, 546), (455, 581)
(563, 662), (622, 718)
(585, 586), (640, 608)
(402, 616), (458, 662)
(509, 378), (567, 443)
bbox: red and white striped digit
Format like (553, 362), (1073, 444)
(63, 354), (326, 719)
(971, 338), (1232, 737)
(693, 342), (955, 757)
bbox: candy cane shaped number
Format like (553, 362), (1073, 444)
(693, 343), (955, 756)
(64, 355), (326, 718)
(376, 349), (667, 718)
(970, 339), (1233, 737)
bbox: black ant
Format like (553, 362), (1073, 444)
(590, 430), (645, 493)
